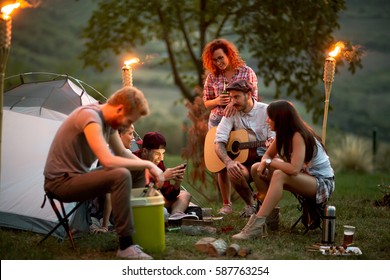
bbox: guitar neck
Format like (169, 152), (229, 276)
(239, 141), (265, 150)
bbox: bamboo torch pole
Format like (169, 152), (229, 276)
(0, 3), (19, 177)
(322, 43), (343, 145)
(322, 56), (336, 145)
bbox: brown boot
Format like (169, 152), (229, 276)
(266, 207), (280, 231)
(232, 215), (268, 240)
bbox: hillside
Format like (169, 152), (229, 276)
(4, 0), (390, 148)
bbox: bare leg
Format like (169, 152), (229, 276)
(229, 165), (254, 206)
(257, 170), (317, 218)
(102, 193), (112, 228)
(169, 190), (192, 214)
(251, 162), (270, 201)
(231, 177), (255, 206)
(217, 169), (231, 205)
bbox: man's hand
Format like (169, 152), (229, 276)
(148, 165), (165, 188)
(163, 165), (185, 182)
(226, 160), (245, 180)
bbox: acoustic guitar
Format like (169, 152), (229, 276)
(204, 126), (266, 173)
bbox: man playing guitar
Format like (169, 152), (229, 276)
(213, 80), (274, 218)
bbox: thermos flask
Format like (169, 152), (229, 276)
(322, 205), (336, 244)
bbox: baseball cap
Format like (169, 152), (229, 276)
(142, 132), (166, 149)
(226, 79), (253, 93)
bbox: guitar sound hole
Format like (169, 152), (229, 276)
(231, 141), (240, 154)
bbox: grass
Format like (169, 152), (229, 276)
(1, 171), (389, 260)
(331, 135), (373, 173)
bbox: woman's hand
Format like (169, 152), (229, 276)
(223, 102), (237, 118)
(265, 137), (275, 148)
(256, 161), (267, 177)
(218, 94), (231, 107)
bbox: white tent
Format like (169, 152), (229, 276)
(0, 73), (103, 239)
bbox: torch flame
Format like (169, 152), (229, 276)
(124, 58), (140, 68)
(328, 42), (345, 58)
(1, 3), (20, 17)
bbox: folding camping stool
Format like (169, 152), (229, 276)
(39, 192), (84, 249)
(290, 193), (326, 234)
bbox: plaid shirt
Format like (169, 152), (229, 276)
(202, 65), (258, 118)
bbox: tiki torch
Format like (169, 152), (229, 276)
(122, 57), (139, 87)
(0, 2), (20, 175)
(322, 43), (343, 145)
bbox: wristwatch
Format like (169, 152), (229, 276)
(265, 158), (272, 169)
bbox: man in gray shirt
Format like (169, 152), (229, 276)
(215, 79), (274, 218)
(44, 86), (163, 260)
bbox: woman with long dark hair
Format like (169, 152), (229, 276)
(232, 100), (335, 240)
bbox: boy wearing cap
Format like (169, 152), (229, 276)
(214, 79), (275, 218)
(134, 132), (194, 220)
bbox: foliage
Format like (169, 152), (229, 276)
(81, 0), (364, 184)
(181, 86), (209, 184)
(6, 1), (389, 148)
(330, 134), (373, 173)
(81, 0), (363, 121)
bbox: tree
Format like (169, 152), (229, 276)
(81, 0), (362, 187)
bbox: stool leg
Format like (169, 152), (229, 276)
(39, 198), (79, 250)
(290, 214), (303, 232)
(59, 201), (76, 250)
(39, 198), (67, 245)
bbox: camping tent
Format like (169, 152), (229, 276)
(0, 73), (103, 239)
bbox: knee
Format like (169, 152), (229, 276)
(227, 174), (240, 185)
(111, 168), (132, 188)
(181, 190), (192, 201)
(271, 169), (287, 183)
(251, 162), (261, 178)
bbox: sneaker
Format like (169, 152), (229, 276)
(89, 218), (110, 234)
(168, 211), (199, 221)
(116, 245), (153, 260)
(218, 203), (232, 215)
(90, 225), (109, 234)
(168, 211), (199, 226)
(240, 205), (257, 218)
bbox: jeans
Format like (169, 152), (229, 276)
(44, 168), (145, 237)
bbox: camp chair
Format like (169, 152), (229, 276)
(39, 192), (84, 249)
(290, 193), (326, 234)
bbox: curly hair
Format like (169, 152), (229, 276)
(202, 38), (245, 76)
